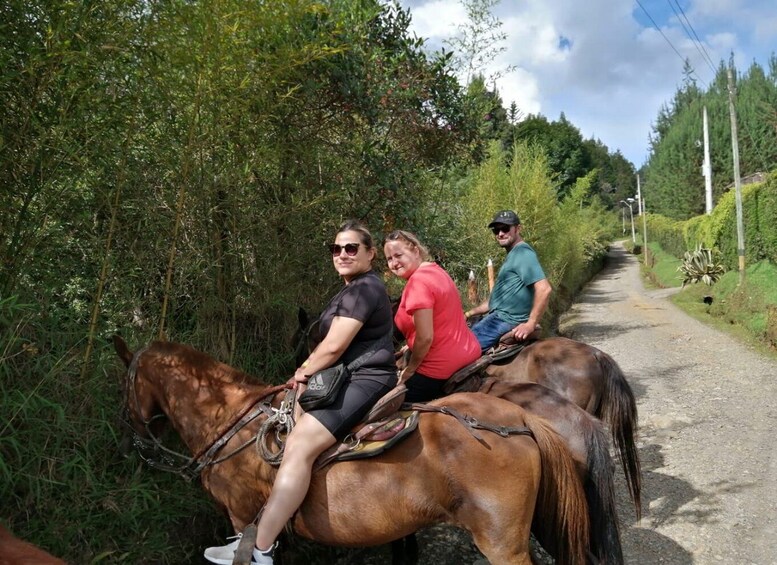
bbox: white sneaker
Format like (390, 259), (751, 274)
(203, 534), (275, 565)
(203, 533), (241, 565)
(252, 544), (275, 565)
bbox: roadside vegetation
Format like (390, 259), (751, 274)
(627, 173), (777, 355)
(2, 0), (776, 562)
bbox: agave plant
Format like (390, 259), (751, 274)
(678, 244), (725, 287)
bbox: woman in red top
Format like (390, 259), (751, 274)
(384, 230), (481, 402)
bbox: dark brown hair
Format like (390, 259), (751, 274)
(336, 220), (376, 258)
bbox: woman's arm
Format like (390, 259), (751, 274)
(400, 308), (433, 382)
(294, 316), (363, 384)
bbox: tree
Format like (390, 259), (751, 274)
(443, 0), (515, 85)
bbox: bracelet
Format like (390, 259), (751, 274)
(464, 311), (471, 319)
(301, 360), (310, 369)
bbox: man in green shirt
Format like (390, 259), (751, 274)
(465, 210), (553, 351)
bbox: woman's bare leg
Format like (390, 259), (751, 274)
(254, 413), (336, 550)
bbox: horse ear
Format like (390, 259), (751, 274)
(297, 307), (309, 328)
(112, 335), (134, 367)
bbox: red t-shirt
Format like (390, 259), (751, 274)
(394, 263), (481, 379)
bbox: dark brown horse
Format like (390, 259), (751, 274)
(113, 337), (592, 565)
(485, 337), (641, 517)
(479, 378), (623, 564)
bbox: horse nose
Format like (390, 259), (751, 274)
(119, 432), (133, 458)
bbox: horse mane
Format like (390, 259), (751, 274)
(147, 340), (265, 388)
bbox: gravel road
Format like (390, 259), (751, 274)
(558, 242), (777, 564)
(335, 242), (777, 565)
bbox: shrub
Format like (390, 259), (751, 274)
(678, 244), (725, 287)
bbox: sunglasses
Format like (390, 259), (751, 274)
(491, 225), (512, 235)
(328, 242), (361, 256)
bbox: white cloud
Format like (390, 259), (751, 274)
(398, 0), (776, 166)
(407, 0), (464, 39)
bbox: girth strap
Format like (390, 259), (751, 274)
(407, 403), (534, 446)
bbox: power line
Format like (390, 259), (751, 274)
(670, 0), (717, 74)
(635, 0), (708, 88)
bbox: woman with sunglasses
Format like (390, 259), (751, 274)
(204, 220), (396, 565)
(383, 230), (481, 402)
(465, 209), (552, 352)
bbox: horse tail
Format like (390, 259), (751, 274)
(595, 349), (642, 518)
(583, 417), (625, 564)
(523, 411), (589, 565)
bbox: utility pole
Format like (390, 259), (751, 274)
(727, 66), (746, 284)
(642, 197), (648, 265)
(702, 105), (713, 214)
(636, 174), (642, 215)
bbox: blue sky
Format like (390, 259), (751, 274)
(397, 0), (777, 167)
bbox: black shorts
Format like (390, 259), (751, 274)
(307, 375), (396, 440)
(404, 371), (449, 403)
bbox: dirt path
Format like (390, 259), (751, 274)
(558, 242), (777, 564)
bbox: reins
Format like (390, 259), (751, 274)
(123, 346), (291, 481)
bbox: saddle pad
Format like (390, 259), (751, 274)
(315, 411), (419, 470)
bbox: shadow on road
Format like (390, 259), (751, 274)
(617, 443), (697, 564)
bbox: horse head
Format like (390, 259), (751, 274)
(292, 307), (321, 367)
(112, 335), (165, 442)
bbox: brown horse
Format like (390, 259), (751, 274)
(485, 337), (641, 517)
(295, 308), (641, 518)
(113, 337), (591, 565)
(0, 525), (66, 565)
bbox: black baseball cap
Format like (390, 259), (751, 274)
(487, 210), (521, 228)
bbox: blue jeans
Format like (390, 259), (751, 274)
(471, 312), (514, 352)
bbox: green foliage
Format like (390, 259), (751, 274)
(444, 0), (515, 85)
(678, 244), (725, 287)
(644, 58), (777, 219)
(644, 213), (686, 257)
(647, 171), (777, 271)
(644, 242), (683, 288)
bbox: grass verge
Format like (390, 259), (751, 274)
(642, 241), (777, 358)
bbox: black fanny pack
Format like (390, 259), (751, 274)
(298, 334), (392, 411)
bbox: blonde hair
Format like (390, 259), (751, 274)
(384, 229), (431, 261)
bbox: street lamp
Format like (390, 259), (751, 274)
(619, 199), (636, 243)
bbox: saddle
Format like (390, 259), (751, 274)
(442, 326), (540, 395)
(314, 384), (415, 470)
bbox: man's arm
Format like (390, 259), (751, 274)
(464, 299), (490, 320)
(513, 278), (552, 340)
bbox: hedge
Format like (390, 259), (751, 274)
(645, 170), (777, 269)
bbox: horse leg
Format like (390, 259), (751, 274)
(456, 445), (539, 565)
(390, 534), (419, 565)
